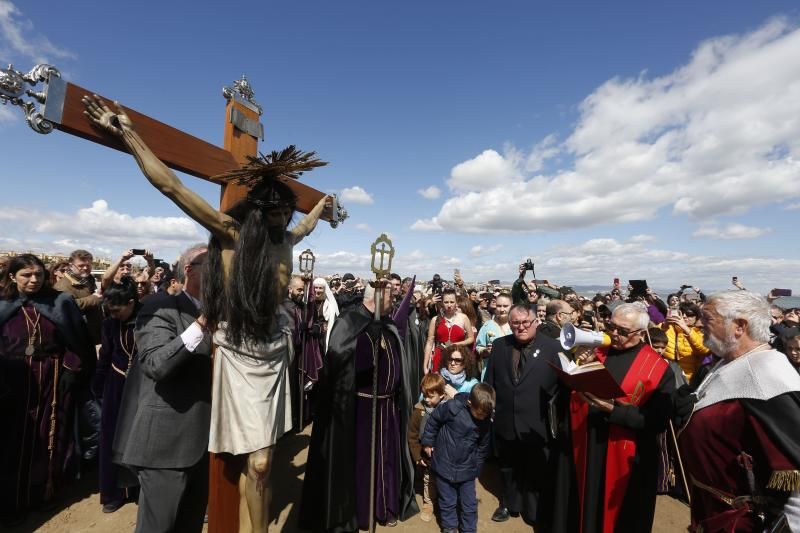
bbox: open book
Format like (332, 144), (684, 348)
(548, 353), (625, 399)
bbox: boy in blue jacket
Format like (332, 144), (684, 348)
(421, 383), (495, 533)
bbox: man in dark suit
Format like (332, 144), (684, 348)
(112, 244), (211, 533)
(483, 303), (561, 528)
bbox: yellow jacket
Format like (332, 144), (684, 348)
(660, 324), (710, 381)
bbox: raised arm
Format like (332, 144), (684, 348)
(101, 249), (134, 292)
(83, 95), (234, 243)
(290, 194), (330, 244)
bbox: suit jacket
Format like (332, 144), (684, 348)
(483, 333), (560, 442)
(112, 291), (212, 469)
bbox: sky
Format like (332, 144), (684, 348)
(2, 0), (800, 293)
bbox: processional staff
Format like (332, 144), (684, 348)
(367, 233), (395, 533)
(297, 249), (315, 430)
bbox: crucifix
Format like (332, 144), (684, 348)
(2, 63), (348, 532)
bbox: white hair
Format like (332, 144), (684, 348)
(706, 290), (771, 343)
(613, 303), (650, 330)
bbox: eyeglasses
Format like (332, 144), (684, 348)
(607, 322), (640, 337)
(510, 319), (534, 329)
(448, 358), (464, 365)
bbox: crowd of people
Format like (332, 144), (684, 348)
(2, 244), (800, 532)
(2, 95), (797, 533)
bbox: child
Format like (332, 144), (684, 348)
(407, 373), (447, 522)
(421, 383), (495, 533)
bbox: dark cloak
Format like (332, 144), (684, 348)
(299, 304), (419, 532)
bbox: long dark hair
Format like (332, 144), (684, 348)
(103, 275), (138, 306)
(203, 209), (284, 347)
(1, 254), (57, 300)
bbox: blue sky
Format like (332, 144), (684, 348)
(2, 0), (799, 292)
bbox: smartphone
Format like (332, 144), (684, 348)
(613, 277), (620, 286)
(629, 279), (648, 297)
(773, 288), (793, 297)
(454, 268), (461, 278)
(732, 276), (738, 284)
(131, 248), (146, 255)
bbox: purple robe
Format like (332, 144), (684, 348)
(354, 329), (402, 529)
(92, 315), (138, 505)
(0, 303), (77, 518)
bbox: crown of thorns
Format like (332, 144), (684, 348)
(213, 145), (327, 191)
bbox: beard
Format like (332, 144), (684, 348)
(268, 225), (285, 244)
(703, 324), (738, 358)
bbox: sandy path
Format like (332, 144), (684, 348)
(9, 426), (689, 532)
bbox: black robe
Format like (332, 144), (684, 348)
(299, 304), (419, 532)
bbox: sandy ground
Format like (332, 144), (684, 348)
(8, 426), (689, 532)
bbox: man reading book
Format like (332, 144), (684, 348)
(552, 303), (675, 533)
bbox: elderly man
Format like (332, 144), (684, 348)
(536, 299), (573, 340)
(676, 291), (800, 532)
(483, 304), (561, 527)
(113, 244), (212, 533)
(553, 303), (675, 533)
(300, 281), (418, 530)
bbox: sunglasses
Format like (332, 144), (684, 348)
(448, 358), (464, 365)
(607, 322), (641, 337)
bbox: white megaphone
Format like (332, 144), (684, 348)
(559, 322), (612, 351)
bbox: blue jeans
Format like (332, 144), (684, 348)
(435, 474), (478, 533)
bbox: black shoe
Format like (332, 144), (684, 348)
(102, 501), (124, 513)
(440, 528), (458, 533)
(492, 506), (510, 522)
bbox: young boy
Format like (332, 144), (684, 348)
(421, 383), (495, 533)
(407, 373), (447, 522)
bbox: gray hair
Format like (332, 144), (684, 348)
(706, 290), (771, 343)
(612, 302), (650, 330)
(174, 243), (208, 283)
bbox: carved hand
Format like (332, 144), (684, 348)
(82, 94), (133, 137)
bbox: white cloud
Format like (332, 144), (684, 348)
(417, 186), (442, 200)
(409, 217), (442, 231)
(784, 202), (800, 210)
(0, 1), (75, 63)
(629, 234), (656, 243)
(692, 223), (771, 240)
(416, 18), (800, 233)
(0, 199), (206, 259)
(447, 149), (523, 193)
(469, 244), (504, 257)
(0, 105), (16, 124)
(339, 186), (374, 205)
(354, 223), (372, 231)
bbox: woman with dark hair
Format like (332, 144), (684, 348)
(424, 289), (475, 374)
(0, 254), (94, 525)
(47, 260), (70, 287)
(660, 301), (709, 381)
(439, 344), (480, 399)
(92, 276), (140, 513)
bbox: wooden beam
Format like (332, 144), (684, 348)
(56, 81), (330, 218)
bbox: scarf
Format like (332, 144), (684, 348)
(65, 271), (96, 291)
(440, 367), (466, 387)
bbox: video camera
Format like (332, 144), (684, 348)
(428, 273), (443, 296)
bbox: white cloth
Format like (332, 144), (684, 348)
(208, 317), (294, 455)
(694, 348), (800, 410)
(313, 277), (339, 353)
(180, 321), (205, 352)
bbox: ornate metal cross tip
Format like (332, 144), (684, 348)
(222, 74), (263, 115)
(328, 194), (349, 228)
(369, 233), (395, 278)
(298, 249), (315, 278)
(0, 63), (63, 134)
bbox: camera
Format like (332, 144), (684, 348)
(680, 284), (692, 291)
(429, 273), (443, 296)
(131, 249), (146, 256)
(524, 258), (535, 272)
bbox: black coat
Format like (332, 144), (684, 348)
(421, 394), (491, 483)
(299, 304), (419, 532)
(483, 333), (561, 442)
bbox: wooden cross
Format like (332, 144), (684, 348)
(1, 63), (347, 532)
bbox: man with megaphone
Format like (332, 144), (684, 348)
(551, 303), (676, 533)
